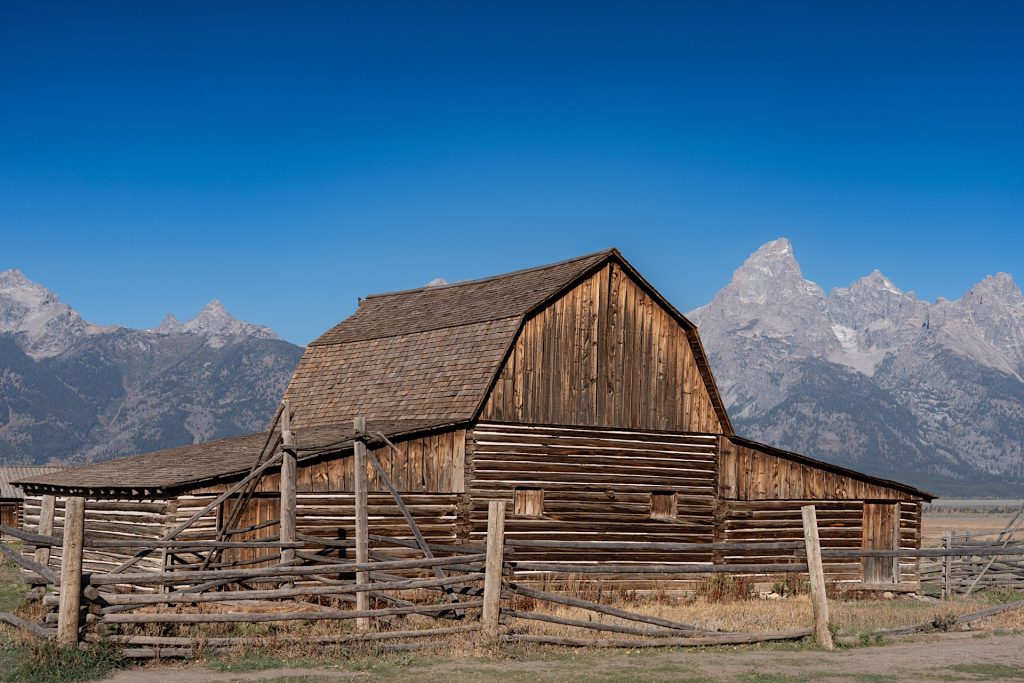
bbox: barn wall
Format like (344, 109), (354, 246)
(21, 495), (169, 576)
(718, 438), (918, 501)
(466, 422), (719, 583)
(717, 437), (924, 585)
(719, 499), (921, 584)
(480, 263), (722, 433)
(180, 431), (466, 566)
(191, 430), (467, 497)
(170, 492), (459, 568)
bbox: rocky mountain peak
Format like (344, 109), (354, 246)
(152, 313), (184, 335)
(0, 268), (96, 357)
(180, 300), (280, 341)
(965, 272), (1022, 305)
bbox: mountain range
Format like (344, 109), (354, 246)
(3, 246), (1022, 497)
(0, 269), (303, 466)
(689, 239), (1024, 496)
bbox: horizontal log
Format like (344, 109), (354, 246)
(86, 539), (305, 550)
(0, 525), (60, 547)
(102, 599), (485, 624)
(0, 611), (54, 639)
(0, 542), (59, 585)
(503, 609), (692, 637)
(504, 540), (804, 552)
(89, 553), (486, 586)
(821, 546), (1024, 559)
(100, 572), (483, 609)
(500, 629), (813, 648)
(507, 583), (703, 633)
(86, 624), (478, 647)
(508, 562), (807, 575)
(369, 534), (486, 555)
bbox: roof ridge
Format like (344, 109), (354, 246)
(309, 313), (523, 347)
(362, 247), (617, 300)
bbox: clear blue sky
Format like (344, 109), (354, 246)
(1, 1), (1021, 344)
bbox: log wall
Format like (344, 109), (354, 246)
(480, 264), (723, 433)
(21, 495), (169, 575)
(719, 500), (920, 584)
(467, 422), (719, 581)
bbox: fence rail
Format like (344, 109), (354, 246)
(2, 417), (1023, 657)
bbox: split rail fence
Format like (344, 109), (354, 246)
(1, 416), (1023, 656)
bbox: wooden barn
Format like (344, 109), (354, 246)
(0, 467), (64, 538)
(17, 249), (932, 589)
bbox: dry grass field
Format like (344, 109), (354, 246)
(921, 509), (1019, 546)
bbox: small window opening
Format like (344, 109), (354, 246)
(650, 491), (677, 520)
(514, 488), (544, 517)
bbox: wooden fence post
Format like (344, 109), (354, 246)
(947, 529), (957, 598)
(482, 500), (506, 638)
(280, 400), (297, 566)
(354, 417), (370, 630)
(34, 494), (55, 570)
(801, 505), (833, 650)
(942, 531), (951, 600)
(57, 496), (85, 646)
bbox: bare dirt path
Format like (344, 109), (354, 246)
(100, 631), (1024, 682)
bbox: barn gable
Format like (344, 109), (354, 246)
(480, 260), (728, 433)
(282, 248), (730, 433)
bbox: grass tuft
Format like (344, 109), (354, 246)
(0, 639), (125, 683)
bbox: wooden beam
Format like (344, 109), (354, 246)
(34, 495), (55, 570)
(354, 417), (370, 629)
(0, 542), (59, 585)
(280, 400), (297, 566)
(801, 505), (833, 650)
(482, 500), (506, 637)
(57, 496), (85, 646)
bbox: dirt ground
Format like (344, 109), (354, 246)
(98, 631), (1024, 683)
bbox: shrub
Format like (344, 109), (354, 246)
(696, 574), (754, 602)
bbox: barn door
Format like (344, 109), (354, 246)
(861, 502), (899, 584)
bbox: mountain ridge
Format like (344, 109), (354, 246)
(0, 270), (303, 467)
(690, 238), (1024, 496)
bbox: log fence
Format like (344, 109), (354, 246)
(1, 417), (1023, 656)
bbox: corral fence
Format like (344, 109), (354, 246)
(1, 416), (1023, 656)
(922, 506), (1024, 598)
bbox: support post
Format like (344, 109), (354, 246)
(354, 417), (370, 630)
(482, 500), (506, 638)
(801, 505), (833, 650)
(34, 494), (55, 570)
(945, 529), (955, 598)
(891, 511), (901, 584)
(57, 496), (85, 646)
(280, 400), (296, 565)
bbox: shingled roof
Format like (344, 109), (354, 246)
(16, 419), (454, 497)
(285, 248), (732, 432)
(0, 467), (65, 500)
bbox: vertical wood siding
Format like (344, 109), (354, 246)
(719, 438), (919, 502)
(480, 264), (722, 433)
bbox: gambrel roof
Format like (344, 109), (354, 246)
(285, 248), (733, 432)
